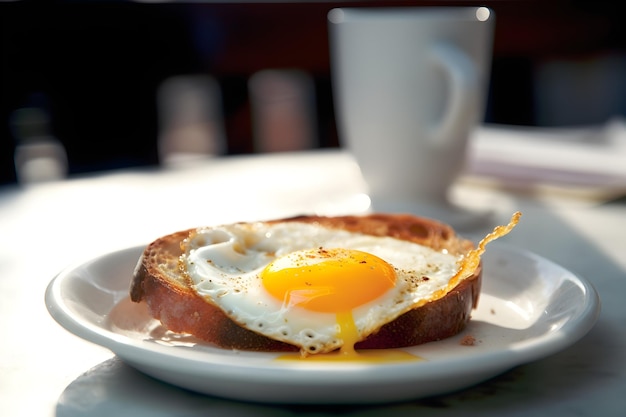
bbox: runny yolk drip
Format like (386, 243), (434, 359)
(261, 248), (396, 358)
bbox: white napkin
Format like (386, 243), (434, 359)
(466, 118), (626, 189)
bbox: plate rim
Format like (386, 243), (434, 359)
(44, 242), (600, 403)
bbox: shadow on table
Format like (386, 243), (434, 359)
(55, 319), (616, 417)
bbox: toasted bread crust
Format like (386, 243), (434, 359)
(130, 213), (481, 351)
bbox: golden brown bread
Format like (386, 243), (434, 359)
(130, 213), (482, 352)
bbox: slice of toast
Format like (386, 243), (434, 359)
(130, 213), (482, 352)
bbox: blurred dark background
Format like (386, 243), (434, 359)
(1, 0), (625, 185)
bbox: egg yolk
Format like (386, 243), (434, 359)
(261, 248), (396, 313)
(261, 248), (396, 356)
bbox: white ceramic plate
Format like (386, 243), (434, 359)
(45, 243), (599, 405)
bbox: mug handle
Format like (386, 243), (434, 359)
(429, 42), (479, 147)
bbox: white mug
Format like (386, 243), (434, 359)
(328, 7), (494, 215)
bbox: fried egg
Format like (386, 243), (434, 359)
(180, 221), (466, 356)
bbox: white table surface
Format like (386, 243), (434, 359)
(1, 140), (625, 416)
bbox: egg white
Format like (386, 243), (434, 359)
(182, 222), (462, 354)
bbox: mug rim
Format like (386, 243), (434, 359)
(328, 7), (493, 24)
